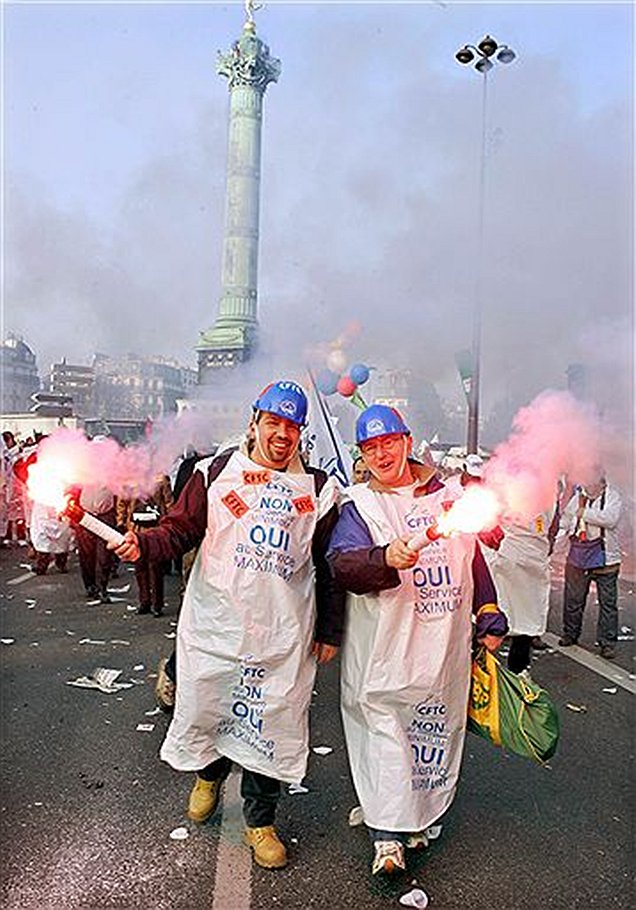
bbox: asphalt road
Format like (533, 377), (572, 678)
(0, 546), (633, 910)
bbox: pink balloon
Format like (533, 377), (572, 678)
(337, 375), (357, 397)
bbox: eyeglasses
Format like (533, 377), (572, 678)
(359, 435), (404, 459)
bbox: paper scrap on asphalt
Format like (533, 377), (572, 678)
(566, 703), (587, 713)
(348, 805), (365, 826)
(79, 638), (107, 645)
(312, 746), (333, 755)
(399, 888), (429, 909)
(164, 632), (176, 639)
(136, 723), (155, 732)
(133, 664), (145, 671)
(86, 599), (101, 606)
(1, 638), (15, 645)
(30, 642), (40, 647)
(108, 585), (131, 593)
(288, 783), (309, 794)
(66, 668), (134, 693)
(169, 827), (189, 840)
(126, 605), (137, 612)
(25, 599), (37, 608)
(109, 639), (131, 646)
(602, 687), (618, 694)
(426, 825), (442, 840)
(66, 631), (75, 636)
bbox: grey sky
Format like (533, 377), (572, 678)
(3, 1), (633, 435)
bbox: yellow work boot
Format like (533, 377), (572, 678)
(244, 825), (288, 869)
(187, 775), (223, 823)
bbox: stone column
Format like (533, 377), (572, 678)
(197, 20), (281, 380)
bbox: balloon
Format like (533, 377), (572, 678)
(327, 349), (347, 373)
(337, 375), (357, 397)
(315, 369), (339, 396)
(349, 362), (370, 385)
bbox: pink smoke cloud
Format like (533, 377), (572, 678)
(484, 390), (608, 519)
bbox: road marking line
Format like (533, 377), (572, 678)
(543, 633), (635, 694)
(211, 770), (252, 910)
(7, 572), (35, 586)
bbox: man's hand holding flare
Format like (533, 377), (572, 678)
(386, 538), (419, 570)
(111, 530), (141, 562)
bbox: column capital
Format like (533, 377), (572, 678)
(217, 24), (281, 93)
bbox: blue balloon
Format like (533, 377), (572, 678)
(349, 362), (370, 385)
(316, 369), (339, 395)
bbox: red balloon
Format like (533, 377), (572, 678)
(337, 375), (357, 397)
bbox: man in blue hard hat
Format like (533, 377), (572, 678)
(114, 380), (345, 870)
(327, 404), (507, 878)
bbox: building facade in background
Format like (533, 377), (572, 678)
(49, 354), (197, 421)
(0, 335), (40, 413)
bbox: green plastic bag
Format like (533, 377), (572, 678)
(468, 647), (560, 763)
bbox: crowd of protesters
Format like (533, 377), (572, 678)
(0, 383), (628, 880)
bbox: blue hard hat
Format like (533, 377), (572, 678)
(253, 380), (308, 427)
(356, 404), (411, 444)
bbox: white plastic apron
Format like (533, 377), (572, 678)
(30, 501), (72, 554)
(161, 451), (338, 783)
(341, 482), (476, 832)
(482, 513), (552, 636)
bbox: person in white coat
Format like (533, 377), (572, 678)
(114, 381), (345, 870)
(327, 405), (508, 878)
(559, 469), (622, 659)
(483, 508), (559, 673)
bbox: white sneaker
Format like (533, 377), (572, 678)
(371, 840), (405, 875)
(405, 831), (429, 850)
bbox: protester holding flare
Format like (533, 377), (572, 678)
(327, 404), (508, 877)
(113, 380), (345, 871)
(559, 467), (622, 659)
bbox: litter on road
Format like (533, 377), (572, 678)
(66, 668), (134, 693)
(136, 723), (155, 732)
(312, 746), (333, 755)
(169, 827), (189, 840)
(602, 687), (618, 694)
(566, 703), (587, 713)
(399, 888), (429, 908)
(1, 638), (16, 645)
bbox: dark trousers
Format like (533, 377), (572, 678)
(76, 509), (115, 594)
(135, 560), (165, 609)
(563, 563), (619, 645)
(507, 635), (532, 674)
(35, 551), (68, 574)
(199, 756), (281, 827)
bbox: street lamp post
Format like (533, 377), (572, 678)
(455, 36), (516, 454)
